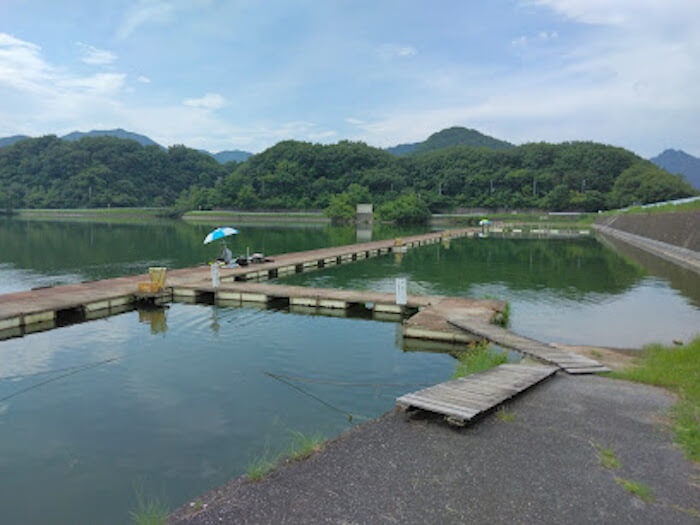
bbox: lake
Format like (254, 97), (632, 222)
(0, 217), (698, 524)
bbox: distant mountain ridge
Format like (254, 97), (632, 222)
(61, 128), (164, 148)
(0, 135), (30, 148)
(650, 149), (700, 190)
(0, 129), (253, 164)
(200, 150), (253, 163)
(386, 126), (514, 156)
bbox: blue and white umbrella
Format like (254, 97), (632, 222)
(203, 226), (239, 245)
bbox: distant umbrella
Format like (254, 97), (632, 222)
(478, 219), (490, 226)
(203, 226), (239, 245)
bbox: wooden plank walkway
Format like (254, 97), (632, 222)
(0, 228), (472, 333)
(447, 317), (610, 374)
(397, 363), (558, 423)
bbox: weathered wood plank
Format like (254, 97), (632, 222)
(397, 363), (557, 423)
(447, 318), (608, 374)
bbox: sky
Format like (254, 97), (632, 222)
(0, 0), (698, 157)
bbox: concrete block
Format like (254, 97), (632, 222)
(318, 299), (348, 309)
(240, 293), (268, 303)
(109, 295), (134, 307)
(24, 310), (57, 324)
(374, 303), (403, 314)
(0, 316), (21, 330)
(290, 297), (317, 307)
(217, 291), (242, 301)
(24, 319), (55, 334)
(84, 300), (110, 312)
(173, 288), (197, 297)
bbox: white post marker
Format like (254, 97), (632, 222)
(395, 277), (407, 306)
(211, 263), (220, 289)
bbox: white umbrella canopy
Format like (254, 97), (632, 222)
(203, 227), (239, 245)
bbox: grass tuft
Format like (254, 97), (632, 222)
(496, 407), (516, 422)
(599, 448), (621, 469)
(493, 301), (511, 327)
(288, 430), (325, 461)
(246, 454), (276, 482)
(608, 337), (699, 461)
(130, 483), (169, 525)
(615, 477), (655, 502)
(452, 344), (510, 379)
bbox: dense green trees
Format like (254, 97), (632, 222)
(0, 136), (227, 209)
(0, 134), (695, 215)
(323, 184), (372, 223)
(377, 193), (431, 224)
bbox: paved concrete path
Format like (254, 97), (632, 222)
(170, 375), (698, 524)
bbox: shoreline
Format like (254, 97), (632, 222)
(169, 373), (698, 524)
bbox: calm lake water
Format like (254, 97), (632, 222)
(0, 217), (698, 524)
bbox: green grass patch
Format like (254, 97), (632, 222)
(492, 301), (510, 327)
(496, 407), (516, 422)
(452, 344), (510, 379)
(615, 477), (655, 502)
(608, 337), (699, 461)
(246, 454), (276, 482)
(599, 448), (621, 469)
(183, 210), (326, 219)
(130, 484), (169, 525)
(615, 199), (700, 215)
(287, 430), (325, 461)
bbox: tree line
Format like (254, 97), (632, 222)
(0, 135), (695, 219)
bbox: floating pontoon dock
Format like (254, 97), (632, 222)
(1, 226), (610, 425)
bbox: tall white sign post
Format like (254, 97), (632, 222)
(395, 278), (407, 306)
(211, 263), (220, 289)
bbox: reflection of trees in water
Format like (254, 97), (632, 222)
(597, 233), (700, 307)
(0, 218), (422, 281)
(287, 237), (647, 299)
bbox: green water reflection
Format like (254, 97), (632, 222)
(0, 217), (421, 292)
(281, 237), (700, 347)
(0, 218), (698, 524)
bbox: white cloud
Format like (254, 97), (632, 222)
(345, 117), (365, 125)
(76, 43), (117, 65)
(58, 73), (126, 94)
(117, 0), (216, 39)
(538, 30), (558, 40)
(0, 32), (52, 92)
(513, 30), (558, 47)
(0, 33), (40, 50)
(378, 44), (417, 59)
(118, 0), (174, 39)
(0, 32), (129, 137)
(183, 92), (226, 110)
(530, 0), (700, 27)
(137, 75), (151, 83)
(308, 130), (337, 140)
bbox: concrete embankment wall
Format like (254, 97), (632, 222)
(595, 211), (700, 252)
(594, 211), (700, 274)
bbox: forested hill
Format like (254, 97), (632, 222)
(0, 135), (229, 208)
(61, 128), (163, 148)
(386, 127), (513, 156)
(180, 139), (696, 212)
(0, 134), (695, 211)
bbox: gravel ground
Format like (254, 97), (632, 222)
(170, 374), (698, 524)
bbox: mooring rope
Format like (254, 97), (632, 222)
(264, 371), (432, 388)
(0, 358), (119, 403)
(264, 372), (370, 422)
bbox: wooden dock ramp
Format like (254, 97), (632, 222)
(447, 318), (610, 374)
(397, 363), (557, 423)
